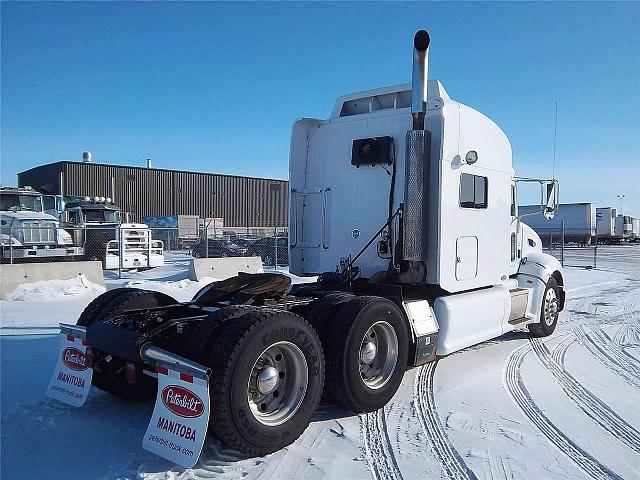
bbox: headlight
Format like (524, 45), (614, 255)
(0, 234), (22, 247)
(57, 229), (73, 245)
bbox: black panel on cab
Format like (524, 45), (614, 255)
(351, 136), (394, 167)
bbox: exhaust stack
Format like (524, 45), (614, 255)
(403, 30), (431, 267)
(411, 30), (430, 130)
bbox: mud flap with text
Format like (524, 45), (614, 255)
(142, 366), (211, 468)
(46, 334), (93, 407)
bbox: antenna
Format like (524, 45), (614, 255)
(552, 101), (558, 181)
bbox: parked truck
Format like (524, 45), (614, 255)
(0, 187), (83, 262)
(519, 202), (596, 246)
(47, 30), (565, 468)
(63, 196), (164, 269)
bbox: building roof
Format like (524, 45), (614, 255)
(18, 161), (288, 183)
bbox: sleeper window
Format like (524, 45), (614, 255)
(460, 173), (488, 209)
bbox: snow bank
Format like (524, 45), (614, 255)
(6, 274), (106, 302)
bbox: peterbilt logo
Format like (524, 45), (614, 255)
(161, 385), (204, 418)
(62, 347), (88, 371)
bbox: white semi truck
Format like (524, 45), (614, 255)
(47, 30), (565, 467)
(0, 187), (83, 262)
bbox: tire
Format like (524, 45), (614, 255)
(206, 309), (324, 456)
(77, 288), (133, 326)
(309, 293), (355, 342)
(187, 305), (256, 363)
(81, 289), (178, 400)
(324, 296), (408, 413)
(528, 277), (560, 337)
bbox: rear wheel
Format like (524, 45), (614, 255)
(79, 289), (177, 400)
(325, 296), (408, 413)
(528, 277), (560, 337)
(309, 292), (354, 343)
(206, 309), (324, 456)
(187, 305), (255, 363)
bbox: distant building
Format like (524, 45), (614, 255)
(18, 161), (288, 227)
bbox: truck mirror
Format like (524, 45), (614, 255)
(544, 182), (557, 220)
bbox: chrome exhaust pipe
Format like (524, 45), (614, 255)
(411, 30), (430, 130)
(403, 30), (431, 266)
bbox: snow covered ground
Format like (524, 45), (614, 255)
(1, 246), (639, 479)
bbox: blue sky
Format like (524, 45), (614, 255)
(2, 1), (639, 215)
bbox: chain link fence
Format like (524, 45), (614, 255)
(534, 225), (599, 268)
(1, 224), (289, 272)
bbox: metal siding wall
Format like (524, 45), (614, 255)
(22, 162), (288, 226)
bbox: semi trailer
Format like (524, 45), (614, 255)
(519, 202), (596, 246)
(46, 29), (565, 467)
(596, 206), (619, 243)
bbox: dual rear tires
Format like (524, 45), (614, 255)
(77, 289), (408, 456)
(204, 295), (408, 455)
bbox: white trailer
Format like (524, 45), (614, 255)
(615, 214), (633, 240)
(632, 217), (640, 241)
(47, 29), (565, 467)
(519, 202), (595, 246)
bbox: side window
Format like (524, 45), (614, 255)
(42, 196), (56, 211)
(511, 232), (517, 261)
(460, 173), (488, 209)
(510, 185), (517, 217)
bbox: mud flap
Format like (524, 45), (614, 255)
(46, 333), (93, 407)
(142, 365), (211, 468)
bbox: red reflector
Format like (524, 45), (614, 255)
(179, 373), (193, 383)
(156, 365), (168, 375)
(67, 335), (74, 342)
(125, 362), (137, 384)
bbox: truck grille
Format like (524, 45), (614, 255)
(21, 222), (57, 244)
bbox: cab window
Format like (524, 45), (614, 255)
(460, 173), (488, 209)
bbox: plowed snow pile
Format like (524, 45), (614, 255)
(1, 246), (639, 480)
(7, 274), (106, 301)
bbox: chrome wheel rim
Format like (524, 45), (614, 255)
(247, 341), (308, 426)
(543, 288), (559, 326)
(359, 321), (398, 390)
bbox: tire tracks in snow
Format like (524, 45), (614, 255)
(530, 337), (640, 454)
(504, 342), (623, 480)
(573, 324), (640, 390)
(414, 361), (478, 480)
(360, 407), (404, 480)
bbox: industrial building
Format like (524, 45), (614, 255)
(18, 158), (288, 227)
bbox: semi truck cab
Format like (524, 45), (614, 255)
(0, 187), (83, 261)
(47, 29), (565, 466)
(62, 196), (164, 269)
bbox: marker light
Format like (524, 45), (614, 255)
(93, 196), (100, 202)
(465, 151), (478, 164)
(99, 197), (106, 202)
(84, 196), (91, 202)
(105, 197), (112, 203)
